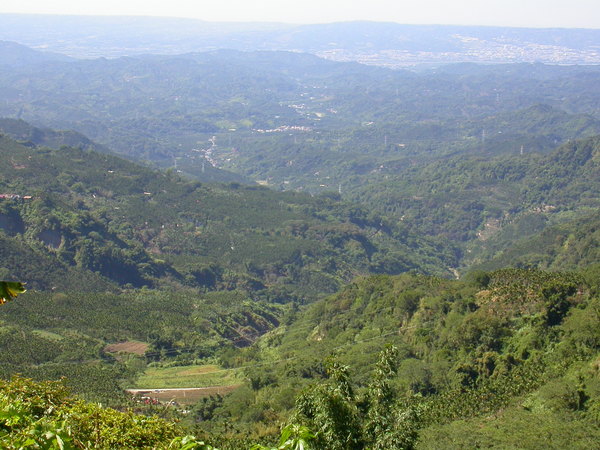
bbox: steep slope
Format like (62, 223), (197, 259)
(353, 135), (600, 265)
(471, 209), (600, 272)
(0, 117), (253, 185)
(0, 232), (114, 291)
(211, 268), (600, 447)
(0, 117), (111, 153)
(0, 133), (455, 296)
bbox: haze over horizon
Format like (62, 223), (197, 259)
(0, 0), (599, 29)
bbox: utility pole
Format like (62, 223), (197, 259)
(481, 129), (486, 151)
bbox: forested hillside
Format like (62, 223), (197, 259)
(0, 133), (454, 294)
(2, 47), (600, 260)
(472, 209), (600, 272)
(352, 135), (600, 265)
(1, 47), (600, 180)
(1, 35), (600, 449)
(0, 129), (455, 439)
(0, 109), (252, 185)
(194, 268), (600, 448)
(2, 267), (598, 448)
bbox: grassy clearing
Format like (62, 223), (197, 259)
(133, 364), (239, 389)
(32, 329), (64, 341)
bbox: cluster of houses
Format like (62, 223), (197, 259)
(0, 194), (32, 200)
(253, 125), (312, 133)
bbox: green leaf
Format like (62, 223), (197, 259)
(0, 281), (26, 305)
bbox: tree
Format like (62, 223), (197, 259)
(364, 345), (399, 448)
(292, 359), (361, 450)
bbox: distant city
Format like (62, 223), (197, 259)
(0, 15), (599, 66)
(319, 39), (600, 67)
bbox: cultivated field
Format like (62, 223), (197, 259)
(134, 364), (239, 388)
(128, 364), (241, 404)
(104, 340), (149, 355)
(127, 385), (240, 404)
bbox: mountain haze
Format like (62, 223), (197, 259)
(1, 16), (600, 449)
(0, 15), (599, 65)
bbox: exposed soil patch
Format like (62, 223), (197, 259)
(127, 385), (241, 405)
(104, 340), (149, 355)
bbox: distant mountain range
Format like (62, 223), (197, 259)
(1, 43), (599, 192)
(2, 41), (600, 268)
(0, 14), (599, 65)
(0, 39), (73, 67)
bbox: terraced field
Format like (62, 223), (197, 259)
(134, 364), (239, 388)
(128, 364), (241, 404)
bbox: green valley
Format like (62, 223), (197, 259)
(0, 28), (600, 449)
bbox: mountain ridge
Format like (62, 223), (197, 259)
(0, 130), (455, 295)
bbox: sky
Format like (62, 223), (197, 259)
(1, 0), (599, 29)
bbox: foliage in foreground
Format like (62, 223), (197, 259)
(0, 376), (317, 449)
(0, 376), (182, 448)
(2, 267), (600, 448)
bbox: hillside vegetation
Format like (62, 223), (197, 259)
(1, 48), (600, 180)
(0, 130), (457, 412)
(471, 209), (600, 271)
(199, 268), (600, 448)
(3, 47), (600, 265)
(349, 135), (600, 269)
(0, 133), (454, 294)
(1, 41), (600, 448)
(2, 267), (599, 448)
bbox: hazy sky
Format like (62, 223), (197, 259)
(1, 0), (599, 29)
